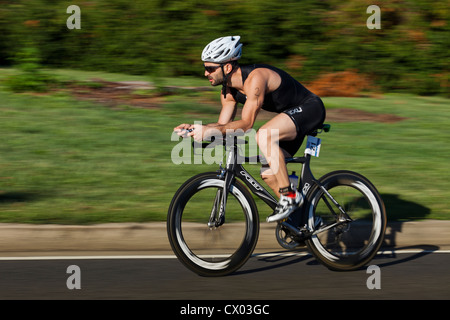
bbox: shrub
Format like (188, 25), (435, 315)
(4, 47), (57, 93)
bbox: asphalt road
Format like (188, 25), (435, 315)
(0, 249), (449, 302)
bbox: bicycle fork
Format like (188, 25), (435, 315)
(208, 147), (236, 228)
(208, 188), (225, 228)
(208, 170), (233, 228)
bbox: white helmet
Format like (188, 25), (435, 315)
(201, 36), (243, 64)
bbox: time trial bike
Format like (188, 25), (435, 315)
(167, 124), (386, 276)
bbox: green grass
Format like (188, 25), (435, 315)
(0, 68), (449, 224)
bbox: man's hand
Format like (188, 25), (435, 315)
(187, 123), (206, 142)
(174, 123), (206, 141)
(173, 124), (193, 138)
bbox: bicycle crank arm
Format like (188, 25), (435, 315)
(280, 221), (311, 240)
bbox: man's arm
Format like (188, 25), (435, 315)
(190, 74), (267, 140)
(216, 74), (266, 132)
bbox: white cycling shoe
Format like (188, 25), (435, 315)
(267, 190), (302, 223)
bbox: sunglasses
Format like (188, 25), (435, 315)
(204, 65), (222, 73)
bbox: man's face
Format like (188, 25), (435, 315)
(204, 63), (224, 86)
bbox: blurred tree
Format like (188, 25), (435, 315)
(0, 0), (447, 95)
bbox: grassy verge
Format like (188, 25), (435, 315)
(0, 68), (448, 224)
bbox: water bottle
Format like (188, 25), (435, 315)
(289, 171), (299, 189)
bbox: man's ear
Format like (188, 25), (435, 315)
(224, 63), (234, 74)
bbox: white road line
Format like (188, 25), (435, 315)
(0, 250), (448, 261)
(0, 255), (177, 261)
(378, 249), (450, 254)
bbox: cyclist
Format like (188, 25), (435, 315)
(174, 36), (325, 222)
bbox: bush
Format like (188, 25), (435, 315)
(4, 47), (57, 92)
(0, 0), (448, 96)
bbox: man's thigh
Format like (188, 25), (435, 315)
(258, 113), (297, 141)
(258, 113), (302, 157)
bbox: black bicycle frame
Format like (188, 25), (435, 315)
(207, 135), (318, 230)
(199, 127), (350, 232)
(197, 124), (351, 236)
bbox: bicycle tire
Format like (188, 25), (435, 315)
(305, 170), (386, 271)
(167, 172), (259, 276)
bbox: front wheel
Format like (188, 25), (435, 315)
(167, 172), (259, 276)
(305, 171), (386, 271)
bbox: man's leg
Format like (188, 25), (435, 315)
(260, 166), (280, 197)
(256, 113), (297, 194)
(256, 113), (302, 222)
(260, 147), (294, 198)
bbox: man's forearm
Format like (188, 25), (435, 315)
(206, 119), (253, 135)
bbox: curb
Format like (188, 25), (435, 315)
(0, 220), (449, 255)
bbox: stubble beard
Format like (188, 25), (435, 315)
(208, 73), (224, 87)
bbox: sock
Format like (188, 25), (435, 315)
(279, 186), (296, 198)
(284, 191), (297, 198)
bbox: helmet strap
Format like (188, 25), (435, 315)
(221, 64), (228, 98)
(220, 62), (237, 98)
